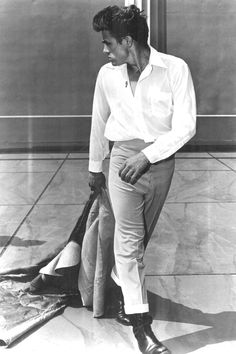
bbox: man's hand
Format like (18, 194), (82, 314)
(89, 172), (106, 193)
(119, 152), (150, 185)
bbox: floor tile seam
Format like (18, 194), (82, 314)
(175, 157), (215, 159)
(176, 170), (235, 173)
(0, 204), (34, 206)
(0, 203), (86, 206)
(207, 153), (217, 158)
(0, 153), (69, 160)
(67, 157), (89, 160)
(0, 171), (61, 175)
(36, 203), (86, 206)
(146, 273), (236, 276)
(219, 164), (236, 174)
(2, 155), (235, 161)
(0, 158), (67, 173)
(221, 166), (236, 174)
(67, 157), (222, 160)
(0, 171), (66, 173)
(165, 201), (236, 204)
(208, 153), (236, 158)
(175, 169), (232, 171)
(0, 158), (68, 174)
(0, 158), (68, 258)
(67, 156), (107, 159)
(61, 313), (87, 330)
(166, 201), (236, 204)
(0, 158), (68, 161)
(207, 154), (236, 172)
(211, 158), (236, 172)
(0, 157), (67, 159)
(64, 153), (70, 160)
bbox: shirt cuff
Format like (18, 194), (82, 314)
(89, 160), (103, 173)
(142, 145), (159, 164)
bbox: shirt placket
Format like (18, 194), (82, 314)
(134, 65), (154, 142)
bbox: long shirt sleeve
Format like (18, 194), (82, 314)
(142, 60), (196, 163)
(89, 69), (110, 172)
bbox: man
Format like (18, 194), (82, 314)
(89, 5), (196, 354)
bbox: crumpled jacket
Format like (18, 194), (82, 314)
(78, 188), (115, 317)
(40, 188), (115, 317)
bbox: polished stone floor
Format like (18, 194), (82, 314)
(0, 151), (236, 354)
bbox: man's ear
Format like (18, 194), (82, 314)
(122, 35), (133, 47)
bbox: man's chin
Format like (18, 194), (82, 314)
(108, 58), (123, 66)
(109, 59), (116, 66)
(110, 61), (123, 67)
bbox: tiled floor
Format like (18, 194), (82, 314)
(0, 152), (236, 354)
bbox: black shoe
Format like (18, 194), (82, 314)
(130, 313), (171, 354)
(114, 286), (131, 326)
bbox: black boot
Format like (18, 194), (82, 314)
(115, 286), (131, 326)
(130, 313), (171, 354)
(116, 298), (131, 326)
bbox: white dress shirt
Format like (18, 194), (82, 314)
(89, 46), (196, 172)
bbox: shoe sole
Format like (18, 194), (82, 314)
(115, 317), (132, 326)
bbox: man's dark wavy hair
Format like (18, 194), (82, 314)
(93, 5), (149, 46)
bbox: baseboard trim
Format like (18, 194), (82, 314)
(180, 144), (236, 152)
(0, 143), (89, 154)
(0, 143), (235, 154)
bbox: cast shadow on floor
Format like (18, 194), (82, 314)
(148, 291), (236, 354)
(5, 275), (236, 353)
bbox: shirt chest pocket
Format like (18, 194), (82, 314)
(149, 91), (173, 117)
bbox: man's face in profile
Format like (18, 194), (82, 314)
(101, 30), (128, 66)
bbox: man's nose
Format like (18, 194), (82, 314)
(103, 44), (109, 54)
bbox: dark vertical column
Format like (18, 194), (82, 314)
(150, 0), (167, 53)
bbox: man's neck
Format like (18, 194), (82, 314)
(127, 45), (150, 74)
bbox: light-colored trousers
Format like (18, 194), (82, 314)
(108, 139), (175, 315)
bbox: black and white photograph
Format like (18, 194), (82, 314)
(0, 1), (235, 353)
